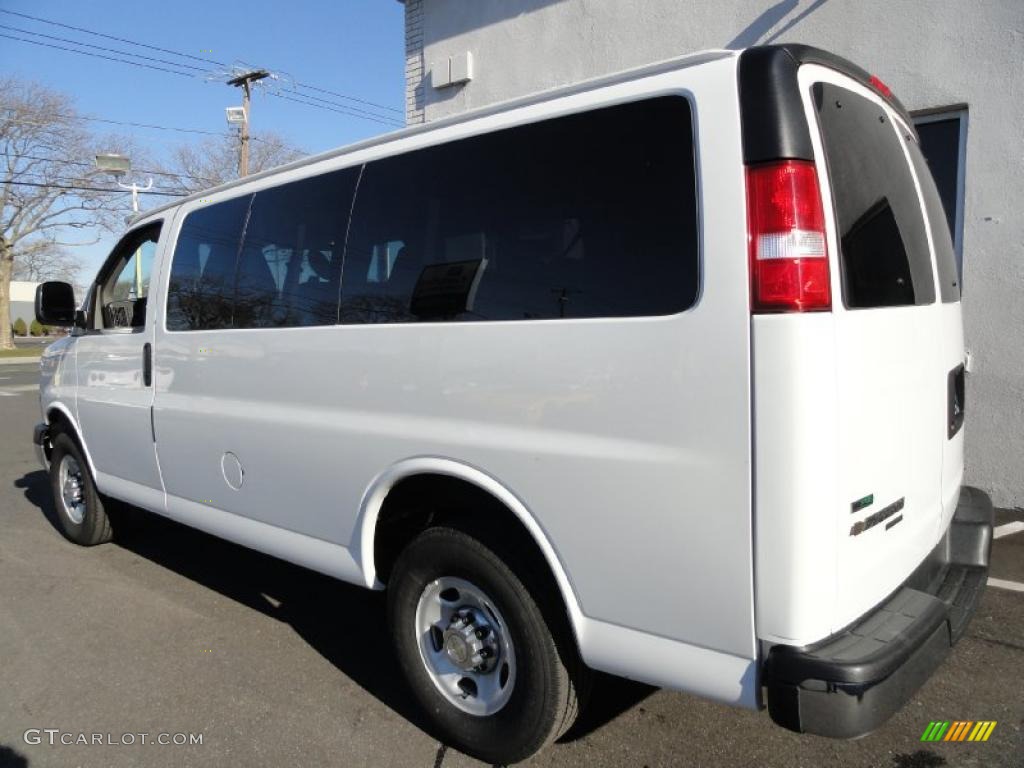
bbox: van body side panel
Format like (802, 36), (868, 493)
(152, 57), (757, 666)
(751, 314), (839, 644)
(39, 336), (77, 444)
(578, 617), (758, 707)
(938, 302), (966, 524)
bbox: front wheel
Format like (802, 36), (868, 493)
(388, 526), (586, 764)
(49, 431), (113, 546)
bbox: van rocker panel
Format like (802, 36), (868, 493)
(763, 486), (993, 738)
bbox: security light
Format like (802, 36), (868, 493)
(94, 153), (131, 177)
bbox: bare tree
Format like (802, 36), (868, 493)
(163, 131), (306, 194)
(0, 77), (141, 349)
(11, 238), (82, 284)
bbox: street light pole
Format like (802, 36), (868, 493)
(95, 153), (150, 298)
(114, 177), (152, 297)
(117, 177), (153, 214)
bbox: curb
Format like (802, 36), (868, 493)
(0, 356), (41, 366)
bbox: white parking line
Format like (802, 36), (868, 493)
(988, 578), (1024, 593)
(994, 521), (1024, 539)
(0, 384), (38, 396)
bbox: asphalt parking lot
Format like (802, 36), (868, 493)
(0, 359), (1021, 768)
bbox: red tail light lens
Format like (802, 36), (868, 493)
(746, 160), (831, 312)
(868, 74), (893, 99)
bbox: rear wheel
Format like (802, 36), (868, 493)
(388, 526), (586, 764)
(49, 431), (113, 546)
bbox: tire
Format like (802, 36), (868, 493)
(388, 526), (587, 764)
(49, 431), (113, 546)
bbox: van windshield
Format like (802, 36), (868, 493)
(813, 82), (939, 308)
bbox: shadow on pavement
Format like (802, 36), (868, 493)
(0, 743), (29, 768)
(558, 673), (655, 744)
(14, 470), (61, 535)
(13, 469), (650, 746)
(891, 750), (947, 767)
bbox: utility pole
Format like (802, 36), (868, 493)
(226, 69), (269, 177)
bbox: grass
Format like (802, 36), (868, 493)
(0, 346), (44, 358)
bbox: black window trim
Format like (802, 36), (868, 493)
(86, 219), (164, 336)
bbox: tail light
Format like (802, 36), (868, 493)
(869, 74), (893, 99)
(746, 160), (831, 312)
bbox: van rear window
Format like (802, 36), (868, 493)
(813, 83), (936, 309)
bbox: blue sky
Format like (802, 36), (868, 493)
(0, 0), (406, 277)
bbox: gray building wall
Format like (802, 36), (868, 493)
(9, 301), (34, 328)
(404, 0), (1024, 507)
(404, 0), (426, 125)
(8, 282), (39, 330)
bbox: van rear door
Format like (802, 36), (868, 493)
(800, 65), (965, 627)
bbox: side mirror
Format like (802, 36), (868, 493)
(35, 281), (77, 326)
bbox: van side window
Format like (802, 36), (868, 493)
(813, 83), (936, 308)
(235, 167), (360, 328)
(341, 96), (699, 323)
(93, 223), (161, 331)
(166, 195), (252, 331)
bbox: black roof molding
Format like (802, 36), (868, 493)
(738, 44), (915, 165)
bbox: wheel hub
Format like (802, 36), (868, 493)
(415, 576), (517, 716)
(58, 455), (86, 525)
(442, 610), (499, 672)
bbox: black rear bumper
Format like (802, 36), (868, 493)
(763, 486), (993, 738)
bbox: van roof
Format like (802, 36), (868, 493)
(135, 48), (735, 223)
(138, 43), (910, 224)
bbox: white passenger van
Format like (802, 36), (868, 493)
(34, 44), (992, 763)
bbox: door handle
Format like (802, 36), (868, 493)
(143, 342), (152, 387)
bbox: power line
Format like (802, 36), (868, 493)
(7, 168), (187, 195)
(0, 31), (400, 128)
(6, 179), (185, 196)
(268, 91), (403, 128)
(0, 32), (197, 78)
(0, 8), (404, 122)
(0, 22), (209, 73)
(277, 88), (404, 125)
(1, 110), (229, 138)
(0, 8), (227, 67)
(293, 81), (404, 116)
(0, 152), (212, 185)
